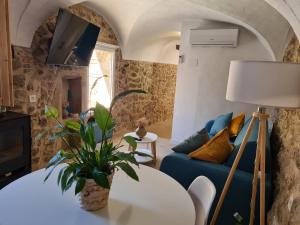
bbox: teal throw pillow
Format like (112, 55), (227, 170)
(209, 112), (233, 136)
(233, 117), (259, 146)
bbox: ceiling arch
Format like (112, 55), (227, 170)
(10, 0), (291, 64)
(187, 0), (292, 60)
(265, 0), (300, 40)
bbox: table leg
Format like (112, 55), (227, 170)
(151, 141), (157, 163)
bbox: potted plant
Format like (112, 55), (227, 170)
(38, 90), (147, 211)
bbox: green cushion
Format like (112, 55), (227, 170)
(172, 128), (210, 154)
(209, 112), (233, 135)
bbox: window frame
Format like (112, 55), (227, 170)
(88, 42), (119, 108)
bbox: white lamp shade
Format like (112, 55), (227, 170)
(226, 61), (300, 108)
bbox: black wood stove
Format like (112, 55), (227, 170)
(0, 111), (31, 189)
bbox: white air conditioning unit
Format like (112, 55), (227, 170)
(189, 28), (239, 47)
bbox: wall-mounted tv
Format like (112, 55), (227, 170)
(46, 8), (100, 67)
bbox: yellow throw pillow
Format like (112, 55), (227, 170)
(228, 113), (245, 137)
(188, 128), (234, 164)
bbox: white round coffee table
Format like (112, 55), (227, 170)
(124, 132), (158, 163)
(0, 165), (195, 225)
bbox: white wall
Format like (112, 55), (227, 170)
(172, 21), (273, 143)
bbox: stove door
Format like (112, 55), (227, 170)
(0, 116), (31, 177)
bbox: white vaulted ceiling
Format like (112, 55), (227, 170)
(265, 0), (300, 41)
(10, 0), (293, 64)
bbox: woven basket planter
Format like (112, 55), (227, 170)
(80, 175), (113, 211)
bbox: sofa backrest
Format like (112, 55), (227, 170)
(224, 117), (271, 174)
(233, 117), (259, 146)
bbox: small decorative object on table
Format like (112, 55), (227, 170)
(135, 117), (148, 139)
(124, 132), (158, 164)
(37, 90), (147, 211)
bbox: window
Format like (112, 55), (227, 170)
(88, 43), (117, 108)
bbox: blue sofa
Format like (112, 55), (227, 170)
(160, 118), (272, 225)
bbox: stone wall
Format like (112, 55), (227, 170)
(11, 4), (177, 170)
(268, 35), (300, 225)
(113, 54), (177, 130)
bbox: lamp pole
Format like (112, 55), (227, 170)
(210, 107), (268, 225)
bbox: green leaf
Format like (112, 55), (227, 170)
(86, 122), (96, 150)
(64, 120), (80, 132)
(46, 150), (74, 169)
(48, 130), (79, 142)
(110, 90), (146, 109)
(44, 105), (58, 119)
(112, 151), (139, 166)
(61, 167), (74, 192)
(92, 168), (110, 189)
(46, 150), (64, 169)
(35, 128), (50, 141)
(134, 150), (153, 158)
(117, 163), (139, 181)
(75, 178), (86, 195)
(54, 124), (64, 129)
(80, 124), (88, 144)
(44, 156), (66, 182)
(123, 136), (137, 150)
(64, 175), (76, 191)
(57, 167), (66, 185)
(80, 109), (92, 122)
(94, 103), (113, 131)
(62, 151), (74, 160)
(89, 75), (109, 98)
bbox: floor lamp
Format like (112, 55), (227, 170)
(210, 60), (300, 225)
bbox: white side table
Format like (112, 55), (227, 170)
(124, 132), (158, 164)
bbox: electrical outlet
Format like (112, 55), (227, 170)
(288, 194), (294, 212)
(188, 57), (199, 66)
(271, 216), (278, 225)
(193, 57), (199, 66)
(29, 95), (37, 103)
(179, 54), (185, 64)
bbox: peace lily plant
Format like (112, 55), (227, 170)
(38, 90), (147, 210)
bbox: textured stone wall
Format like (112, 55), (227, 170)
(11, 4), (177, 170)
(113, 54), (177, 130)
(268, 35), (300, 225)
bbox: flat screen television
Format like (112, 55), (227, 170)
(46, 8), (100, 66)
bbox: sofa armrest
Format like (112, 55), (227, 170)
(160, 153), (272, 225)
(205, 119), (214, 132)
